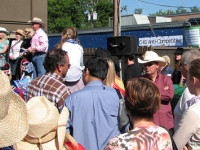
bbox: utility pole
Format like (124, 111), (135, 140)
(91, 0), (94, 29)
(113, 0), (121, 36)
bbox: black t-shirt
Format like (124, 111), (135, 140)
(124, 63), (143, 84)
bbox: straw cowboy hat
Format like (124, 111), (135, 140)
(0, 70), (28, 148)
(16, 96), (70, 150)
(16, 29), (25, 37)
(138, 51), (166, 67)
(28, 17), (45, 28)
(0, 27), (9, 35)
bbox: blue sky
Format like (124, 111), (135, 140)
(121, 0), (200, 16)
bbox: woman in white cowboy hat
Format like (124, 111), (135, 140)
(138, 50), (175, 135)
(15, 96), (85, 150)
(0, 27), (9, 68)
(0, 70), (29, 149)
(9, 29), (25, 80)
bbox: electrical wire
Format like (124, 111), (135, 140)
(138, 0), (199, 9)
(137, 0), (157, 37)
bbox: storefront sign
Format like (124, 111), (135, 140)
(185, 26), (200, 47)
(139, 35), (183, 47)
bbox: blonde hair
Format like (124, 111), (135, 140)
(57, 27), (80, 48)
(162, 55), (170, 64)
(103, 58), (115, 87)
(0, 32), (7, 43)
(25, 28), (34, 39)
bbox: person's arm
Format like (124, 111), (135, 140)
(161, 76), (175, 101)
(63, 96), (73, 134)
(0, 44), (8, 54)
(28, 31), (48, 53)
(173, 108), (199, 150)
(33, 34), (48, 52)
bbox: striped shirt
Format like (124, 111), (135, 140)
(27, 72), (71, 111)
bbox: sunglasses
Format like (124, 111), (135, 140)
(144, 62), (158, 67)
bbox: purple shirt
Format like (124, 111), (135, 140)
(141, 73), (175, 129)
(31, 28), (48, 53)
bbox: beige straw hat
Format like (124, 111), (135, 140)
(28, 17), (45, 28)
(0, 70), (28, 148)
(138, 51), (166, 67)
(16, 29), (25, 37)
(16, 96), (70, 150)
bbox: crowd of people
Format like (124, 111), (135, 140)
(0, 16), (200, 150)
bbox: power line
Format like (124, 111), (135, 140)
(138, 0), (199, 9)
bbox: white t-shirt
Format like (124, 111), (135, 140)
(174, 87), (194, 131)
(62, 42), (84, 82)
(9, 40), (23, 59)
(173, 100), (200, 150)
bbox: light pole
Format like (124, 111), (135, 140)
(88, 0), (98, 29)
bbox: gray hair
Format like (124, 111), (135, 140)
(181, 49), (200, 68)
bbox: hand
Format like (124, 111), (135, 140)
(27, 47), (32, 52)
(183, 146), (188, 150)
(9, 56), (14, 60)
(11, 86), (16, 90)
(164, 86), (169, 90)
(28, 47), (36, 53)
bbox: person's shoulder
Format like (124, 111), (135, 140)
(29, 75), (44, 85)
(38, 28), (47, 36)
(159, 73), (172, 80)
(5, 39), (9, 44)
(63, 42), (83, 51)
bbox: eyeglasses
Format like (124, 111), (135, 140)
(144, 62), (158, 67)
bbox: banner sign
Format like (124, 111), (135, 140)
(185, 26), (200, 47)
(139, 35), (183, 47)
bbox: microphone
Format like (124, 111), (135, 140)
(26, 31), (31, 35)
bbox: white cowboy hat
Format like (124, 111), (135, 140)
(0, 27), (9, 35)
(16, 96), (71, 150)
(138, 51), (166, 67)
(28, 17), (45, 28)
(0, 70), (28, 148)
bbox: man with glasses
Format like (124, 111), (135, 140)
(27, 17), (48, 79)
(26, 48), (71, 112)
(138, 51), (174, 135)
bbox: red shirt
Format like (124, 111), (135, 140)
(141, 73), (175, 130)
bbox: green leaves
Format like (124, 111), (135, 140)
(48, 0), (113, 33)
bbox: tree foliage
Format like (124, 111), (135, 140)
(190, 6), (200, 13)
(94, 0), (113, 28)
(149, 5), (200, 16)
(48, 0), (113, 33)
(176, 6), (187, 14)
(134, 8), (143, 14)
